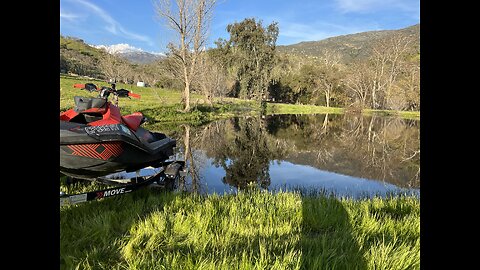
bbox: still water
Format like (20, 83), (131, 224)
(162, 113), (420, 198)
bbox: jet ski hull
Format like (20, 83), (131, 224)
(60, 120), (175, 179)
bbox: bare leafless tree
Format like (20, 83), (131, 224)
(154, 0), (217, 112)
(344, 34), (414, 110)
(98, 50), (123, 82)
(116, 60), (133, 84)
(194, 52), (228, 104)
(344, 62), (371, 109)
(320, 49), (341, 68)
(402, 63), (420, 111)
(315, 50), (343, 107)
(370, 34), (413, 109)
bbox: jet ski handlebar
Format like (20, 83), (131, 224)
(73, 83), (141, 99)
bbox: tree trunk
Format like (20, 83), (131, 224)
(325, 88), (330, 107)
(322, 113), (329, 131)
(372, 82), (377, 109)
(184, 81), (191, 112)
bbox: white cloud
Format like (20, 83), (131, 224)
(335, 0), (419, 13)
(67, 0), (154, 46)
(60, 10), (80, 21)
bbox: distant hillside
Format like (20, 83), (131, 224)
(277, 24), (419, 63)
(60, 36), (104, 58)
(60, 37), (165, 78)
(60, 36), (106, 77)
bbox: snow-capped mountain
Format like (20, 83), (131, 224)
(93, 44), (165, 64)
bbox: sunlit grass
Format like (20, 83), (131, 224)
(60, 181), (420, 270)
(60, 75), (260, 126)
(267, 103), (344, 115)
(60, 75), (188, 112)
(60, 75), (419, 124)
(363, 109), (420, 120)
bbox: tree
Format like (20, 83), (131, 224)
(194, 52), (229, 104)
(97, 50), (124, 82)
(344, 62), (371, 109)
(223, 18), (279, 100)
(402, 63), (420, 111)
(369, 34), (413, 109)
(344, 34), (415, 110)
(316, 50), (343, 107)
(269, 54), (296, 102)
(117, 60), (133, 84)
(154, 0), (217, 112)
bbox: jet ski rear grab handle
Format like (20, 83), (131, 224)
(60, 160), (186, 207)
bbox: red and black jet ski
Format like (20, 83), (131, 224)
(60, 83), (176, 180)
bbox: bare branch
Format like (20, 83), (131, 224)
(154, 0), (217, 111)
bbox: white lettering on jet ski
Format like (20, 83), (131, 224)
(103, 187), (126, 197)
(85, 124), (120, 134)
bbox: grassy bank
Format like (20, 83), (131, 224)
(60, 75), (260, 126)
(60, 75), (420, 123)
(267, 102), (344, 115)
(60, 185), (419, 270)
(363, 109), (420, 120)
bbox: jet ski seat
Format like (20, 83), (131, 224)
(71, 96), (107, 123)
(73, 96), (107, 113)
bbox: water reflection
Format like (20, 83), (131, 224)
(164, 114), (420, 197)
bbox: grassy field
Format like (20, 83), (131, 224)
(60, 75), (420, 269)
(266, 103), (344, 115)
(60, 75), (420, 123)
(60, 180), (420, 270)
(266, 103), (420, 120)
(362, 109), (420, 120)
(60, 75), (262, 125)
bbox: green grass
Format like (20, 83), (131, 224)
(266, 103), (420, 120)
(60, 76), (260, 126)
(60, 180), (419, 270)
(267, 103), (345, 115)
(60, 75), (419, 124)
(363, 109), (420, 120)
(60, 75), (188, 112)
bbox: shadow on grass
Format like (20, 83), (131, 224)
(117, 191), (369, 269)
(301, 194), (366, 269)
(59, 179), (177, 270)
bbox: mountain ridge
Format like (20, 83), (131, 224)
(92, 43), (166, 64)
(277, 24), (419, 63)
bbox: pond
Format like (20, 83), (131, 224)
(161, 113), (420, 198)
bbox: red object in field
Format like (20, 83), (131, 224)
(73, 84), (85, 88)
(128, 92), (141, 99)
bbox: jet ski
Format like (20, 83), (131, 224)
(60, 83), (178, 180)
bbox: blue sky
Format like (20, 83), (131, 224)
(60, 0), (420, 53)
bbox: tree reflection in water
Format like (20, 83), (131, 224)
(173, 113), (419, 193)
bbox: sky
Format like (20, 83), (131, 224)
(60, 0), (420, 53)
